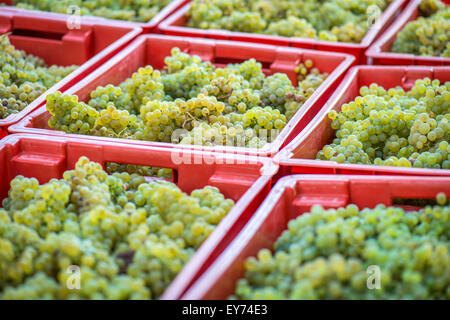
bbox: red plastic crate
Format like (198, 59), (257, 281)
(182, 174), (450, 299)
(158, 0), (408, 64)
(9, 34), (354, 157)
(275, 66), (450, 177)
(367, 0), (450, 66)
(0, 133), (275, 299)
(0, 0), (189, 32)
(0, 10), (141, 138)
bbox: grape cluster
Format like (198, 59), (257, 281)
(186, 0), (392, 43)
(13, 0), (171, 23)
(233, 198), (450, 300)
(316, 78), (450, 169)
(0, 157), (234, 299)
(47, 92), (98, 134)
(0, 35), (77, 119)
(47, 48), (327, 148)
(392, 0), (449, 58)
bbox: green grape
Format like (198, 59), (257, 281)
(186, 0), (393, 43)
(392, 0), (450, 58)
(316, 77), (450, 169)
(47, 47), (327, 148)
(0, 156), (234, 300)
(233, 198), (450, 300)
(436, 192), (447, 205)
(0, 35), (76, 119)
(13, 0), (172, 23)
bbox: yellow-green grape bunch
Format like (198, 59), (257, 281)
(0, 157), (234, 299)
(106, 162), (173, 180)
(233, 198), (450, 300)
(47, 92), (98, 134)
(47, 48), (327, 148)
(13, 0), (171, 23)
(316, 78), (450, 169)
(93, 105), (136, 138)
(392, 0), (450, 58)
(265, 17), (317, 38)
(186, 0), (392, 43)
(0, 35), (77, 119)
(88, 84), (132, 113)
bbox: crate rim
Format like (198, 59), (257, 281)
(1, 133), (278, 170)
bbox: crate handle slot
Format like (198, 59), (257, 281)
(393, 197), (446, 207)
(12, 28), (65, 41)
(212, 57), (272, 70)
(92, 146), (222, 188)
(103, 161), (177, 184)
(349, 180), (450, 208)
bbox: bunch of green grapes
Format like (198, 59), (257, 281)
(0, 156), (234, 299)
(93, 105), (136, 138)
(233, 195), (450, 300)
(0, 35), (77, 119)
(13, 0), (172, 23)
(392, 0), (449, 58)
(316, 78), (450, 169)
(47, 92), (98, 134)
(47, 47), (327, 148)
(186, 0), (392, 43)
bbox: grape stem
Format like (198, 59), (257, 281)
(217, 89), (233, 101)
(182, 111), (199, 129)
